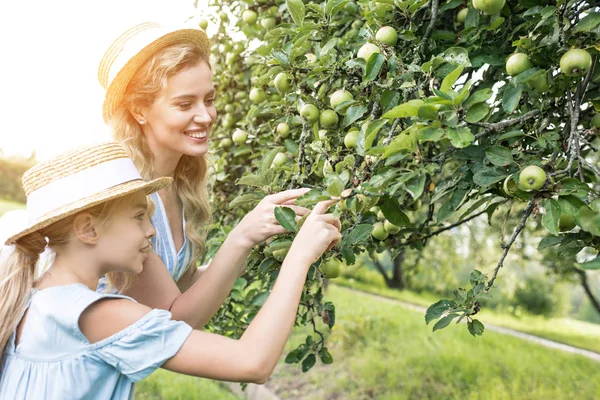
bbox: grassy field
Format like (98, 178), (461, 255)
(336, 278), (600, 354)
(0, 198), (24, 217)
(135, 370), (239, 400)
(267, 285), (600, 400)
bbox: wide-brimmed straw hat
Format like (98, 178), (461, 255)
(98, 21), (210, 123)
(5, 142), (172, 245)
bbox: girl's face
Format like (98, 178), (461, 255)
(142, 60), (217, 161)
(96, 192), (156, 275)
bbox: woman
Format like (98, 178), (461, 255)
(96, 22), (323, 328)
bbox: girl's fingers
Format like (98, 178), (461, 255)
(312, 199), (339, 215)
(267, 188), (311, 203)
(281, 205), (311, 215)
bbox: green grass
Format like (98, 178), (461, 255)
(335, 278), (600, 354)
(0, 198), (24, 217)
(135, 369), (239, 400)
(268, 285), (600, 400)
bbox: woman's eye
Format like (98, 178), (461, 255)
(205, 98), (215, 105)
(177, 102), (192, 110)
(135, 213), (145, 220)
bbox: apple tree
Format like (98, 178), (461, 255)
(197, 0), (600, 370)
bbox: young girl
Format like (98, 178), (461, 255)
(0, 142), (341, 399)
(97, 22), (314, 328)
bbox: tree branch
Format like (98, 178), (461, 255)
(419, 208), (490, 242)
(420, 0), (440, 48)
(576, 269), (600, 316)
(486, 199), (536, 291)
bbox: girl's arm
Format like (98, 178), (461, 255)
(80, 200), (341, 383)
(123, 188), (311, 329)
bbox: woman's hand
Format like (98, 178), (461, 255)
(231, 188), (312, 249)
(286, 200), (342, 266)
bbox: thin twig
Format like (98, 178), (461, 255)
(486, 199), (536, 291)
(419, 208), (490, 241)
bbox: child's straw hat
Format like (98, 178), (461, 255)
(98, 21), (210, 123)
(5, 142), (171, 245)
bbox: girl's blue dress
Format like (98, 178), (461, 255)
(0, 283), (192, 399)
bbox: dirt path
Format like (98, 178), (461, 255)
(346, 287), (600, 363)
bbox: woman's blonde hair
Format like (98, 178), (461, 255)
(109, 42), (212, 276)
(0, 195), (141, 364)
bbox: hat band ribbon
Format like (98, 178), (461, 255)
(27, 158), (142, 223)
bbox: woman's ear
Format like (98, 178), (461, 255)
(72, 212), (99, 244)
(128, 106), (147, 125)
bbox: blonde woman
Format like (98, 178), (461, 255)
(96, 23), (321, 328)
(0, 142), (341, 399)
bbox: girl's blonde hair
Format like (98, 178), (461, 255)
(109, 42), (211, 276)
(0, 195), (141, 361)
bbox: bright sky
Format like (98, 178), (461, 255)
(0, 0), (210, 160)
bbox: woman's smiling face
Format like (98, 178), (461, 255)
(141, 60), (217, 160)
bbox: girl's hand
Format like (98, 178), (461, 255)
(287, 200), (342, 266)
(232, 188), (312, 249)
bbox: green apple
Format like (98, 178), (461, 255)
(371, 222), (389, 240)
(318, 129), (328, 140)
(357, 43), (381, 61)
(272, 152), (287, 166)
(260, 17), (277, 30)
(232, 129), (247, 144)
(506, 53), (533, 76)
(274, 72), (293, 94)
(277, 122), (290, 138)
(321, 258), (343, 279)
(560, 48), (592, 77)
(384, 220), (401, 234)
(344, 128), (359, 149)
(300, 104), (320, 123)
(319, 109), (339, 128)
(219, 138), (232, 149)
(198, 18), (209, 30)
(242, 10), (258, 24)
(472, 0), (505, 15)
(528, 73), (549, 93)
(219, 11), (228, 21)
(305, 53), (317, 63)
(456, 8), (469, 23)
(224, 104), (235, 113)
(558, 214), (576, 232)
(375, 26), (398, 46)
(330, 89), (353, 110)
(518, 165), (546, 191)
(272, 248), (289, 262)
(249, 88), (266, 103)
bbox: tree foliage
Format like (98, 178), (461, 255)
(199, 0), (600, 371)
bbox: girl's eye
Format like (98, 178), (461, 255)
(206, 98), (215, 105)
(135, 213), (146, 220)
(177, 102), (192, 110)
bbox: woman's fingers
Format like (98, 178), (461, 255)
(267, 188), (311, 204)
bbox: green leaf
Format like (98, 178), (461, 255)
(577, 256), (600, 270)
(342, 105), (368, 127)
(541, 198), (560, 236)
(473, 167), (507, 187)
(381, 198), (411, 226)
(425, 299), (453, 324)
(447, 127), (474, 148)
(344, 224), (373, 245)
(261, 147), (283, 174)
(364, 119), (388, 151)
(538, 235), (567, 250)
(365, 53), (385, 81)
(485, 146), (513, 167)
(575, 207), (600, 236)
(327, 178), (345, 197)
(418, 127), (445, 142)
(251, 291), (269, 306)
(573, 12), (600, 33)
(382, 100), (424, 119)
(464, 88), (493, 107)
(440, 64), (465, 93)
(229, 192), (266, 209)
(287, 0), (306, 26)
(237, 174), (267, 188)
(320, 37), (338, 57)
(467, 319), (485, 337)
(465, 103), (490, 123)
(559, 178), (591, 198)
(433, 314), (459, 332)
(274, 206), (298, 232)
(295, 189), (332, 206)
(301, 353), (316, 372)
(418, 105), (439, 120)
(465, 7), (479, 29)
(502, 85), (522, 113)
(318, 347), (334, 364)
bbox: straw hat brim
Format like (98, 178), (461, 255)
(6, 177), (171, 245)
(102, 29), (210, 123)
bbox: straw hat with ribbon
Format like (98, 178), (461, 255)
(4, 142), (172, 245)
(98, 21), (210, 123)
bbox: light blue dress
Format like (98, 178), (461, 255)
(97, 192), (194, 293)
(0, 283), (193, 400)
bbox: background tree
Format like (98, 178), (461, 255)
(197, 0), (600, 370)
